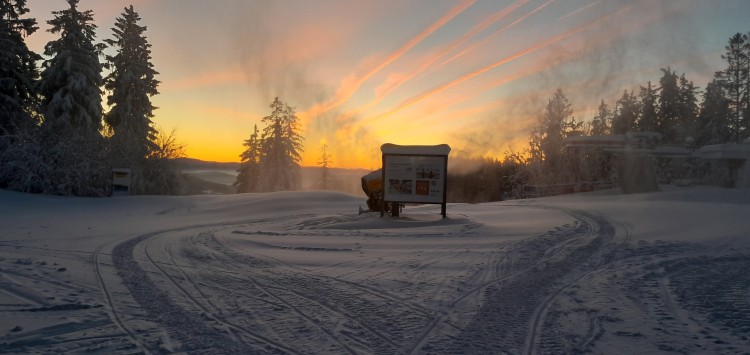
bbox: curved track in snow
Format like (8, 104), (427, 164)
(67, 204), (748, 354)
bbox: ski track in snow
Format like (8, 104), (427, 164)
(1, 190), (750, 354)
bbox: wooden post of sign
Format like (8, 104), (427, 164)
(441, 154), (448, 218)
(380, 156), (386, 217)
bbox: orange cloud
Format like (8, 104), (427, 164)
(369, 0), (531, 105)
(369, 2), (635, 122)
(299, 0), (476, 124)
(441, 0), (557, 67)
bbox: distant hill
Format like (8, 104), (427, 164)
(176, 157), (370, 196)
(175, 158), (240, 171)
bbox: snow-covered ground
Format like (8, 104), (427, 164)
(1, 187), (749, 354)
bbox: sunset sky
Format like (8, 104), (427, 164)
(24, 0), (750, 169)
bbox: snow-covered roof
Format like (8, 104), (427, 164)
(696, 143), (750, 160)
(381, 143), (451, 156)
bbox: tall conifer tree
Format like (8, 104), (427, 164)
(658, 67), (681, 143)
(716, 33), (749, 142)
(696, 79), (730, 146)
(639, 81), (658, 132)
(36, 0), (108, 196)
(257, 97), (304, 192)
(104, 5), (159, 165)
(0, 0), (40, 136)
(39, 0), (104, 134)
(611, 90), (639, 134)
(235, 124), (261, 193)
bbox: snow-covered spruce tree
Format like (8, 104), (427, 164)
(715, 32), (749, 143)
(0, 0), (40, 137)
(104, 6), (167, 194)
(589, 100), (612, 136)
(528, 89), (582, 186)
(657, 67), (682, 144)
(0, 0), (42, 190)
(696, 79), (731, 146)
(257, 97), (304, 192)
(638, 81), (658, 133)
(235, 124), (261, 193)
(611, 90), (639, 135)
(37, 0), (108, 196)
(316, 143), (333, 189)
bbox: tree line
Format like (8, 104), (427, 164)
(0, 0), (181, 196)
(450, 31), (750, 202)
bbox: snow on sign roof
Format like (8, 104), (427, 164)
(381, 143), (451, 156)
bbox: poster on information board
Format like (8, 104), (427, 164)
(381, 144), (451, 217)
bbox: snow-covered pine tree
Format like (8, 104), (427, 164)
(611, 90), (639, 135)
(696, 79), (730, 146)
(528, 89), (581, 185)
(37, 0), (108, 196)
(104, 5), (159, 167)
(657, 67), (681, 143)
(257, 97), (304, 192)
(638, 81), (658, 133)
(590, 100), (612, 136)
(0, 0), (40, 137)
(235, 124), (261, 193)
(716, 33), (749, 143)
(677, 73), (699, 143)
(0, 0), (43, 190)
(40, 0), (104, 134)
(103, 5), (175, 195)
(316, 143), (333, 189)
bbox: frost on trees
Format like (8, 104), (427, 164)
(256, 97), (304, 192)
(36, 0), (108, 196)
(104, 5), (159, 167)
(105, 5), (173, 195)
(0, 0), (40, 137)
(235, 124), (261, 193)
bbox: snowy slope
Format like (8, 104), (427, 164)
(1, 187), (749, 354)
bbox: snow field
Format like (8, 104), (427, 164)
(0, 187), (749, 353)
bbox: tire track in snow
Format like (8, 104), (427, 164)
(211, 250), (411, 353)
(523, 210), (630, 355)
(110, 219), (299, 354)
(139, 231), (299, 354)
(92, 242), (152, 354)
(406, 210), (598, 354)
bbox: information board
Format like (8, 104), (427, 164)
(383, 155), (446, 203)
(380, 144), (450, 217)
